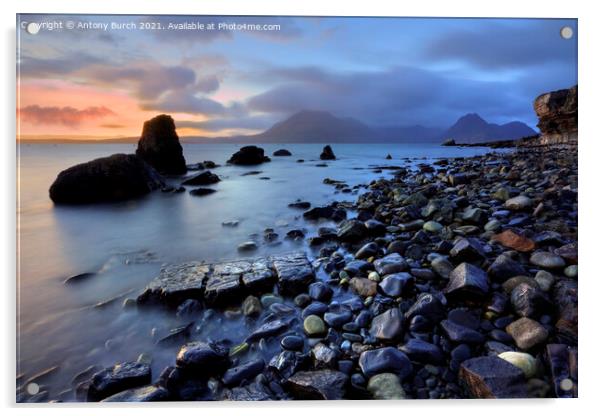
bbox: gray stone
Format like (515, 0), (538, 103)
(370, 308), (404, 342)
(286, 370), (348, 400)
(506, 317), (549, 350)
(444, 263), (489, 301)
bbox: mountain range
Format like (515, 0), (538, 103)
(188, 110), (536, 144)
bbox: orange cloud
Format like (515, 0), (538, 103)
(19, 105), (115, 126)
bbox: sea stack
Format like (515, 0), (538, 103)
(227, 146), (271, 165)
(320, 145), (336, 160)
(533, 85), (577, 147)
(136, 114), (187, 175)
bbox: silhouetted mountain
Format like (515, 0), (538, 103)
(441, 113), (536, 143)
(254, 110), (375, 142)
(179, 110), (537, 144)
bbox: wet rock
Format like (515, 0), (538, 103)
(319, 145), (336, 160)
(504, 195), (533, 211)
(505, 317), (549, 350)
(312, 343), (338, 369)
(400, 339), (445, 364)
(444, 263), (489, 301)
(246, 319), (288, 343)
(273, 252), (315, 296)
(534, 270), (555, 292)
(87, 362), (152, 401)
(370, 308), (404, 342)
(378, 273), (414, 297)
(431, 256), (454, 279)
(228, 146), (271, 165)
(555, 243), (578, 265)
(237, 241), (258, 252)
(530, 251), (566, 269)
(181, 171), (220, 186)
(303, 204), (346, 222)
(405, 293), (446, 326)
(449, 238), (486, 262)
(364, 219), (387, 236)
(359, 347), (412, 379)
(510, 283), (552, 318)
(137, 262), (209, 307)
(175, 342), (230, 375)
(350, 277), (378, 297)
(281, 335), (304, 351)
(423, 220), (443, 233)
(189, 187), (216, 196)
(337, 220), (368, 242)
(242, 295), (262, 317)
(492, 230), (536, 252)
(286, 370), (347, 400)
(374, 253), (408, 275)
(273, 149), (292, 156)
(440, 319), (485, 344)
(324, 305), (353, 328)
(176, 299), (202, 318)
(304, 315), (327, 337)
(49, 154), (164, 204)
(156, 322), (193, 346)
(552, 279), (578, 343)
(459, 356), (528, 398)
(101, 385), (169, 402)
(288, 201), (311, 210)
(498, 352), (537, 378)
(136, 114), (186, 175)
(462, 207), (488, 225)
(355, 242), (379, 259)
(308, 282), (333, 302)
(222, 359), (265, 387)
(487, 254), (527, 282)
(367, 373), (406, 400)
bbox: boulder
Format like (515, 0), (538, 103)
(181, 171), (220, 186)
(228, 146), (271, 165)
(319, 145), (336, 160)
(359, 347), (412, 379)
(273, 149), (292, 156)
(175, 341), (230, 375)
(136, 114), (186, 174)
(49, 154), (164, 204)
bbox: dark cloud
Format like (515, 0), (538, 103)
(245, 65), (551, 127)
(19, 105), (114, 126)
(424, 20), (577, 69)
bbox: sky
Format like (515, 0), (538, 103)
(17, 15), (577, 139)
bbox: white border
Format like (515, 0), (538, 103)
(2, 0), (599, 415)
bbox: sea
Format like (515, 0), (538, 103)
(16, 142), (499, 400)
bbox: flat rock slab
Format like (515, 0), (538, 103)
(137, 252), (313, 307)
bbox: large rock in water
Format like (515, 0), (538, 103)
(319, 145), (336, 160)
(87, 362), (152, 401)
(228, 146), (270, 165)
(533, 85), (577, 147)
(49, 153), (164, 204)
(136, 114), (187, 174)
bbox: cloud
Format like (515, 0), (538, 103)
(423, 20), (577, 70)
(19, 105), (114, 126)
(141, 91), (226, 115)
(245, 65), (549, 127)
(178, 114), (276, 132)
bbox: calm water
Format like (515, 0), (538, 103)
(16, 142), (495, 400)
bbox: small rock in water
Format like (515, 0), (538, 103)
(237, 241), (258, 252)
(189, 187), (216, 197)
(242, 295), (262, 317)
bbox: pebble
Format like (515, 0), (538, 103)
(304, 315), (327, 337)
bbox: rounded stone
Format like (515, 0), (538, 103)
(564, 265), (578, 278)
(281, 335), (304, 351)
(498, 351), (538, 378)
(367, 373), (406, 399)
(304, 315), (326, 337)
(530, 251), (566, 269)
(423, 221), (443, 233)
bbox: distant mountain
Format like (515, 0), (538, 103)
(253, 110), (375, 142)
(441, 113), (536, 143)
(34, 110), (535, 144)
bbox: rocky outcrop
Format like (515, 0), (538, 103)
(227, 146), (270, 165)
(319, 145), (336, 160)
(136, 114), (187, 174)
(49, 154), (164, 204)
(533, 85), (577, 147)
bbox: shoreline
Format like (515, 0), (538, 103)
(17, 145), (578, 402)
